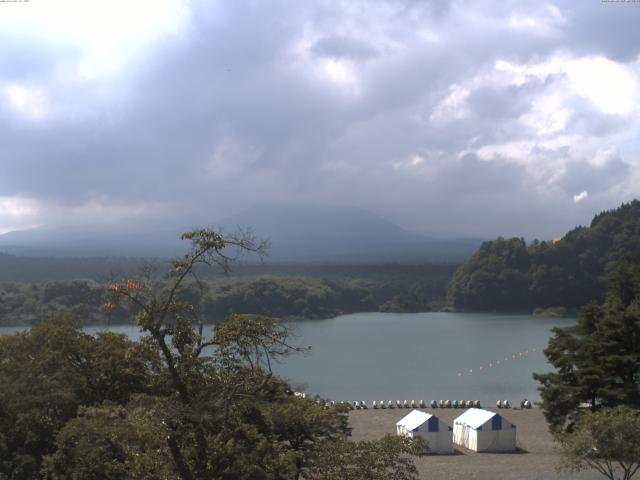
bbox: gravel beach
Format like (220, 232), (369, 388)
(349, 407), (602, 480)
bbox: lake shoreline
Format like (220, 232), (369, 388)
(0, 307), (576, 329)
(2, 312), (574, 405)
(349, 407), (599, 479)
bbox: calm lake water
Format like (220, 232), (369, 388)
(0, 312), (574, 404)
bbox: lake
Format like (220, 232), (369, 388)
(0, 312), (573, 404)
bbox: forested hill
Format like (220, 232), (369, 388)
(0, 265), (456, 326)
(447, 200), (640, 312)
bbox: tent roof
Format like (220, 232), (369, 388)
(454, 408), (497, 429)
(396, 410), (433, 431)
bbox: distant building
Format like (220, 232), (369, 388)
(396, 409), (453, 454)
(452, 408), (516, 452)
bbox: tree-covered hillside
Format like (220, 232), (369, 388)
(0, 229), (423, 479)
(447, 200), (640, 312)
(0, 264), (455, 326)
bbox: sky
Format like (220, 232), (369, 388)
(1, 0), (640, 239)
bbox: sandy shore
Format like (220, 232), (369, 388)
(349, 408), (601, 480)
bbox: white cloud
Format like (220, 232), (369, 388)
(289, 32), (364, 97)
(4, 84), (49, 120)
(0, 0), (188, 80)
(429, 83), (471, 125)
(323, 59), (361, 94)
(446, 51), (640, 202)
(590, 146), (619, 168)
(0, 197), (162, 235)
(0, 196), (39, 218)
(410, 155), (424, 166)
(495, 54), (639, 116)
(206, 137), (263, 180)
(565, 56), (637, 115)
(393, 154), (425, 170)
(0, 0), (639, 239)
(0, 196), (40, 234)
(573, 190), (588, 204)
(507, 4), (566, 35)
(520, 92), (570, 136)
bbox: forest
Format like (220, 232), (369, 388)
(447, 201), (640, 312)
(0, 264), (455, 327)
(0, 229), (424, 479)
(3, 202), (640, 325)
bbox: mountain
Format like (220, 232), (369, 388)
(217, 205), (480, 263)
(0, 205), (482, 263)
(447, 200), (640, 311)
(0, 224), (185, 258)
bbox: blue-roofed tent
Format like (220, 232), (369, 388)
(452, 408), (516, 452)
(396, 410), (453, 454)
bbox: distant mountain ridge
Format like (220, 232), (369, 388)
(0, 224), (185, 258)
(447, 200), (640, 311)
(217, 205), (480, 263)
(0, 205), (482, 263)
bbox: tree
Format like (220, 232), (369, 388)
(305, 435), (424, 480)
(447, 237), (532, 311)
(558, 406), (640, 480)
(534, 258), (640, 432)
(448, 200), (640, 312)
(44, 401), (172, 480)
(0, 315), (156, 479)
(103, 228), (298, 479)
(1, 228), (426, 479)
(268, 396), (351, 479)
(102, 228), (390, 480)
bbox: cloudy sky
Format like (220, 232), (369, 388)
(1, 0), (639, 239)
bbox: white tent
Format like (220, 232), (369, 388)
(452, 408), (516, 452)
(396, 409), (453, 454)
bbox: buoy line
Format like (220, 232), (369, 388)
(455, 347), (540, 378)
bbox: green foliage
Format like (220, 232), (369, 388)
(202, 274), (397, 320)
(0, 315), (156, 479)
(38, 228), (422, 480)
(93, 229), (348, 479)
(306, 435), (424, 480)
(557, 406), (640, 480)
(534, 258), (640, 433)
(448, 200), (640, 311)
(0, 229), (426, 479)
(44, 401), (172, 480)
(0, 280), (132, 326)
(0, 264), (456, 327)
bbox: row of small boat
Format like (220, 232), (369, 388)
(302, 395), (532, 410)
(430, 400), (482, 409)
(324, 399), (484, 410)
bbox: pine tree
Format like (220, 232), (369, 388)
(534, 257), (640, 432)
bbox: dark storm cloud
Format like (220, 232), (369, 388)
(0, 0), (639, 236)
